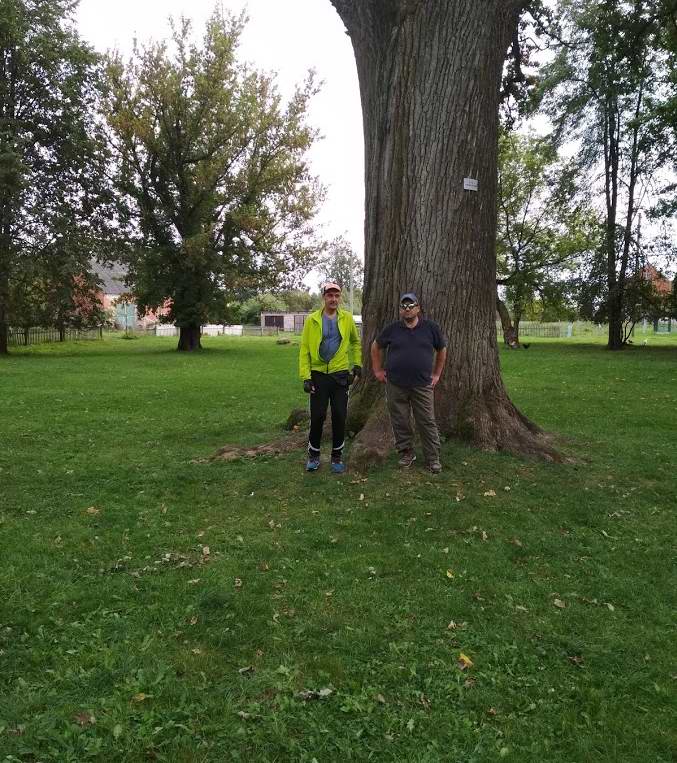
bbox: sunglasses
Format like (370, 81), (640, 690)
(400, 302), (419, 310)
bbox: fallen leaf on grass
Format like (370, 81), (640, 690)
(202, 546), (210, 557)
(132, 693), (151, 703)
(296, 687), (333, 701)
(188, 579), (201, 585)
(487, 707), (497, 716)
(605, 602), (615, 611)
(515, 605), (528, 612)
(237, 711), (252, 720)
(553, 598), (566, 609)
(238, 665), (254, 675)
(192, 648), (202, 655)
(457, 653), (473, 670)
(85, 506), (100, 515)
(446, 569), (455, 579)
(74, 712), (96, 726)
(483, 490), (496, 497)
(375, 693), (386, 704)
(568, 655), (584, 666)
(234, 577), (243, 589)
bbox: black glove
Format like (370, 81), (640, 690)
(348, 365), (361, 385)
(303, 379), (314, 394)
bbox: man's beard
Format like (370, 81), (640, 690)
(404, 314), (417, 324)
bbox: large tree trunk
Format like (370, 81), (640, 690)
(177, 325), (202, 352)
(332, 0), (558, 463)
(0, 270), (8, 355)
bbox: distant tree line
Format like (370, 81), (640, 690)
(1, 0), (675, 356)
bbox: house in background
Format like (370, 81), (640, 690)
(93, 263), (169, 329)
(640, 264), (674, 332)
(260, 311), (311, 332)
(260, 311), (362, 333)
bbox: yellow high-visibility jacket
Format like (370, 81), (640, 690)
(298, 308), (362, 380)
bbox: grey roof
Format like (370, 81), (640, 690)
(92, 262), (128, 296)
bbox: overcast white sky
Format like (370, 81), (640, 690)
(76, 0), (365, 259)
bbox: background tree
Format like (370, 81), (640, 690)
(538, 0), (677, 349)
(0, 0), (111, 354)
(329, 0), (559, 460)
(105, 10), (323, 351)
(496, 131), (599, 343)
(238, 292), (286, 325)
(316, 234), (363, 313)
(278, 288), (319, 313)
(317, 234), (363, 290)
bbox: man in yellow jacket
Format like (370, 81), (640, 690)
(299, 281), (362, 473)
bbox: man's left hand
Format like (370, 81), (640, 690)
(431, 373), (441, 388)
(349, 365), (362, 384)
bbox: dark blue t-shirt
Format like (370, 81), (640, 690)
(376, 318), (447, 387)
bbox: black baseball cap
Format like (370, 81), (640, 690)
(400, 292), (418, 304)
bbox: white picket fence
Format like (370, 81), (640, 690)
(154, 324), (244, 337)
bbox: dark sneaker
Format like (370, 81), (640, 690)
(428, 461), (442, 474)
(398, 449), (416, 468)
(306, 456), (320, 472)
(330, 455), (346, 474)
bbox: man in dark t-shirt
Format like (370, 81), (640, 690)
(371, 292), (447, 473)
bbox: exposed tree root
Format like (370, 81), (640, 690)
(208, 385), (565, 467)
(210, 430), (308, 462)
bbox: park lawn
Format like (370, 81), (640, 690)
(0, 335), (675, 762)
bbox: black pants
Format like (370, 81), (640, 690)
(308, 370), (349, 456)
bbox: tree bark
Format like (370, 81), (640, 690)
(496, 295), (518, 348)
(177, 325), (202, 352)
(332, 0), (558, 463)
(0, 267), (8, 355)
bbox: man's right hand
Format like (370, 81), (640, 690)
(303, 379), (315, 394)
(374, 369), (387, 383)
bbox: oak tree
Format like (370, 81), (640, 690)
(105, 10), (323, 351)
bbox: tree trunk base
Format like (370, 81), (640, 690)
(208, 385), (562, 467)
(346, 397), (394, 469)
(177, 326), (202, 352)
(445, 391), (561, 461)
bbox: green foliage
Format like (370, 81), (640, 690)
(0, 0), (113, 349)
(1, 336), (676, 760)
(277, 288), (320, 313)
(496, 131), (599, 326)
(239, 293), (287, 324)
(104, 10), (324, 336)
(537, 0), (677, 346)
(316, 235), (363, 291)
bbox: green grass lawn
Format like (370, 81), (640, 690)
(1, 335), (676, 762)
